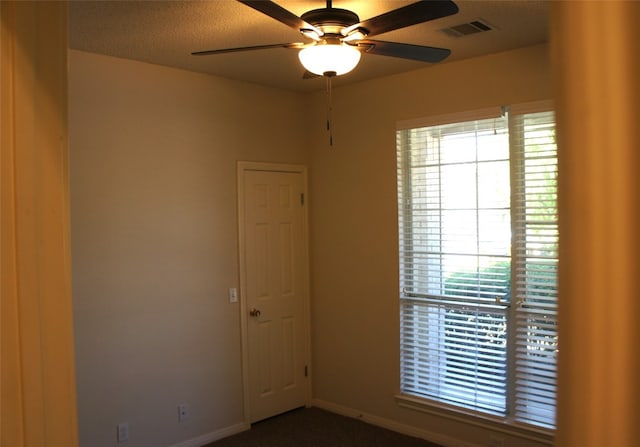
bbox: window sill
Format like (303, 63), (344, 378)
(395, 393), (554, 446)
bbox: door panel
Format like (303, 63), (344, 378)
(241, 168), (307, 423)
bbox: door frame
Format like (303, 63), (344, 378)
(236, 161), (311, 423)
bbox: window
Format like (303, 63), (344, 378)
(396, 105), (558, 431)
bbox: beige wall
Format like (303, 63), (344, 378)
(69, 50), (308, 447)
(70, 44), (552, 447)
(308, 44), (552, 447)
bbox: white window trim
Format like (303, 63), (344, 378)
(397, 106), (503, 130)
(395, 393), (554, 446)
(396, 100), (557, 443)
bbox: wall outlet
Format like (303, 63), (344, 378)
(178, 403), (190, 421)
(117, 422), (129, 443)
(488, 435), (505, 447)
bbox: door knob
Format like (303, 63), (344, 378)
(249, 308), (261, 317)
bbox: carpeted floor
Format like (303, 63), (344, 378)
(203, 407), (443, 447)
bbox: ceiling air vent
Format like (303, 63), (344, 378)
(440, 19), (494, 38)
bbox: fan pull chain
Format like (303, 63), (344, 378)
(325, 73), (335, 146)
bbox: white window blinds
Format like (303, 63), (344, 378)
(510, 110), (558, 428)
(397, 107), (557, 430)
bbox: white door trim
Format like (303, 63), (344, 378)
(236, 161), (311, 424)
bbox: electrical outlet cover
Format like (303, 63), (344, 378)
(178, 403), (190, 421)
(117, 422), (129, 443)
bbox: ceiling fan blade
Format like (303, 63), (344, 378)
(192, 42), (305, 56)
(357, 40), (451, 63)
(238, 0), (319, 33)
(354, 0), (458, 37)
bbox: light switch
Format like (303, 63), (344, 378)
(229, 287), (238, 303)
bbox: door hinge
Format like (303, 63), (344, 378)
(304, 365), (308, 377)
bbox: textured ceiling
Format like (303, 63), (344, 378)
(69, 0), (549, 92)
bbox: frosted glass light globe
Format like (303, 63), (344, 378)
(298, 43), (361, 76)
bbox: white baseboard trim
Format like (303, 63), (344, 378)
(311, 399), (483, 447)
(168, 421), (250, 447)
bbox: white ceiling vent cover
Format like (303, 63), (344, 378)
(440, 19), (494, 38)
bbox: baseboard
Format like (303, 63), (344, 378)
(168, 421), (250, 447)
(311, 399), (483, 447)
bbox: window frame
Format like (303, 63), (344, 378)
(395, 101), (557, 444)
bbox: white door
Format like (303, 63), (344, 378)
(239, 163), (309, 423)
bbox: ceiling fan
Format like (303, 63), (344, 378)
(193, 0), (459, 145)
(192, 0), (460, 78)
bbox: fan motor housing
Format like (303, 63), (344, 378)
(301, 8), (360, 33)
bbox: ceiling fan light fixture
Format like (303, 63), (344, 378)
(298, 43), (361, 76)
(300, 28), (322, 41)
(342, 26), (368, 42)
